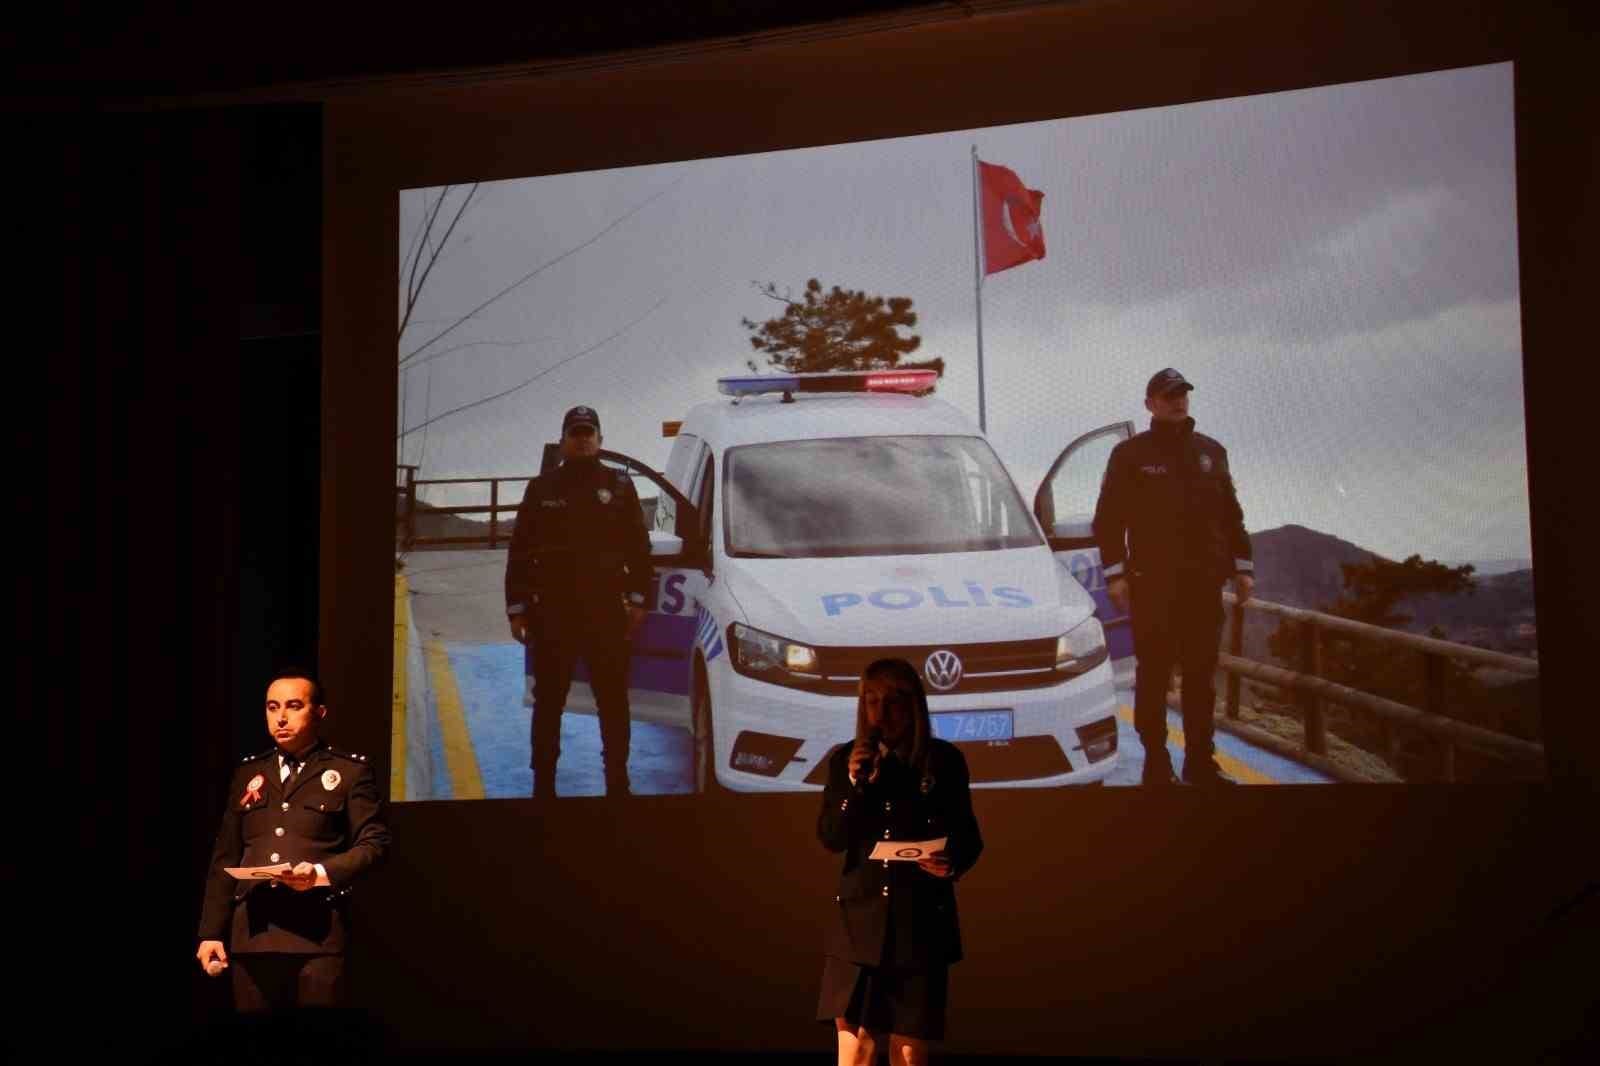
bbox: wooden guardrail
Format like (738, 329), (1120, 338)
(1217, 592), (1542, 782)
(395, 465), (530, 550)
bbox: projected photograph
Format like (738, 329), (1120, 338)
(391, 62), (1540, 800)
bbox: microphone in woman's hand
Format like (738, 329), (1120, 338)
(860, 729), (883, 784)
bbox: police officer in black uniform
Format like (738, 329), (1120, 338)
(505, 405), (652, 798)
(196, 670), (391, 1011)
(1093, 368), (1255, 786)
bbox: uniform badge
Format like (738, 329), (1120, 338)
(1198, 453), (1213, 473)
(241, 774), (265, 807)
(321, 769), (342, 791)
(597, 488), (613, 504)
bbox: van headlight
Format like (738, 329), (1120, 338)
(1056, 616), (1108, 676)
(729, 623), (822, 686)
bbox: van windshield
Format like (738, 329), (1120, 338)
(724, 435), (1043, 558)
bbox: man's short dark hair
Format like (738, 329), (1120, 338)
(268, 666), (324, 706)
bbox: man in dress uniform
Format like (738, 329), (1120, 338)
(196, 670), (391, 1010)
(505, 404), (652, 798)
(1093, 368), (1255, 786)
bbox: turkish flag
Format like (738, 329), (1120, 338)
(979, 160), (1046, 276)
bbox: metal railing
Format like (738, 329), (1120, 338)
(1217, 592), (1542, 782)
(396, 466), (531, 551)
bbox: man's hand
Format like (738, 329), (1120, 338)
(625, 605), (647, 639)
(847, 739), (880, 787)
(196, 940), (228, 976)
(917, 850), (954, 878)
(276, 862), (320, 892)
(508, 613), (529, 644)
(1106, 576), (1131, 616)
(1233, 573), (1255, 604)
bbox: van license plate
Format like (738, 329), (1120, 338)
(930, 710), (1014, 741)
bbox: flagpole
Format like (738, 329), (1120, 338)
(971, 145), (987, 433)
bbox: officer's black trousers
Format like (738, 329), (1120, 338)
(530, 620), (632, 795)
(231, 952), (345, 1011)
(1130, 570), (1226, 772)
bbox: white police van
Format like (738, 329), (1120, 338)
(537, 369), (1137, 792)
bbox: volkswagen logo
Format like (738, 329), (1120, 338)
(924, 649), (964, 692)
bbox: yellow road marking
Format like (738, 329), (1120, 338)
(391, 575), (410, 802)
(424, 638), (485, 800)
(1114, 704), (1274, 785)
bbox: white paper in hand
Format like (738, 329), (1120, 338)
(224, 862), (293, 880)
(868, 837), (947, 861)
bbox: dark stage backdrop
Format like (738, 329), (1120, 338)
(25, 0), (1594, 1061)
(319, 0), (1596, 1059)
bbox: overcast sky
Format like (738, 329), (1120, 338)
(397, 62), (1528, 565)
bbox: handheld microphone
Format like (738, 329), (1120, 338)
(858, 729), (883, 786)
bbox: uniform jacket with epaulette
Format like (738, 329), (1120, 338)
(817, 738), (983, 968)
(504, 458), (653, 625)
(198, 743), (390, 954)
(1092, 417), (1253, 584)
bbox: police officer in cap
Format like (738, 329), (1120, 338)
(506, 405), (651, 797)
(196, 669), (391, 1011)
(1092, 369), (1254, 786)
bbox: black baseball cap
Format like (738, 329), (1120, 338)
(1146, 368), (1194, 398)
(562, 405), (601, 434)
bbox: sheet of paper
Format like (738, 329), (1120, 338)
(868, 837), (947, 862)
(224, 863), (293, 880)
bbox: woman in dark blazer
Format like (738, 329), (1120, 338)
(816, 657), (983, 1066)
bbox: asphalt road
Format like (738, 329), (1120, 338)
(395, 549), (1330, 800)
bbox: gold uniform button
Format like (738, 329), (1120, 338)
(269, 852), (281, 863)
(884, 801), (892, 812)
(274, 827), (286, 837)
(882, 829), (891, 838)
(881, 886), (890, 897)
(281, 802), (290, 811)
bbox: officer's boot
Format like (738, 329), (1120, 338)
(1140, 736), (1179, 786)
(1181, 755), (1237, 787)
(1179, 737), (1236, 787)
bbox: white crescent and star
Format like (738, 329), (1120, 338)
(1000, 196), (1041, 252)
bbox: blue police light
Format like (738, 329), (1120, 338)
(716, 369), (938, 399)
(716, 374), (802, 398)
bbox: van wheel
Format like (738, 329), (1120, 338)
(692, 665), (727, 795)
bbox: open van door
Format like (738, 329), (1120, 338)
(524, 448), (706, 732)
(1033, 422), (1136, 673)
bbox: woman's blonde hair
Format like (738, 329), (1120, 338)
(854, 658), (934, 784)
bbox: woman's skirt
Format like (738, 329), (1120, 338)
(815, 954), (949, 1040)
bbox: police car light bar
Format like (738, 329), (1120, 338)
(716, 369), (937, 399)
